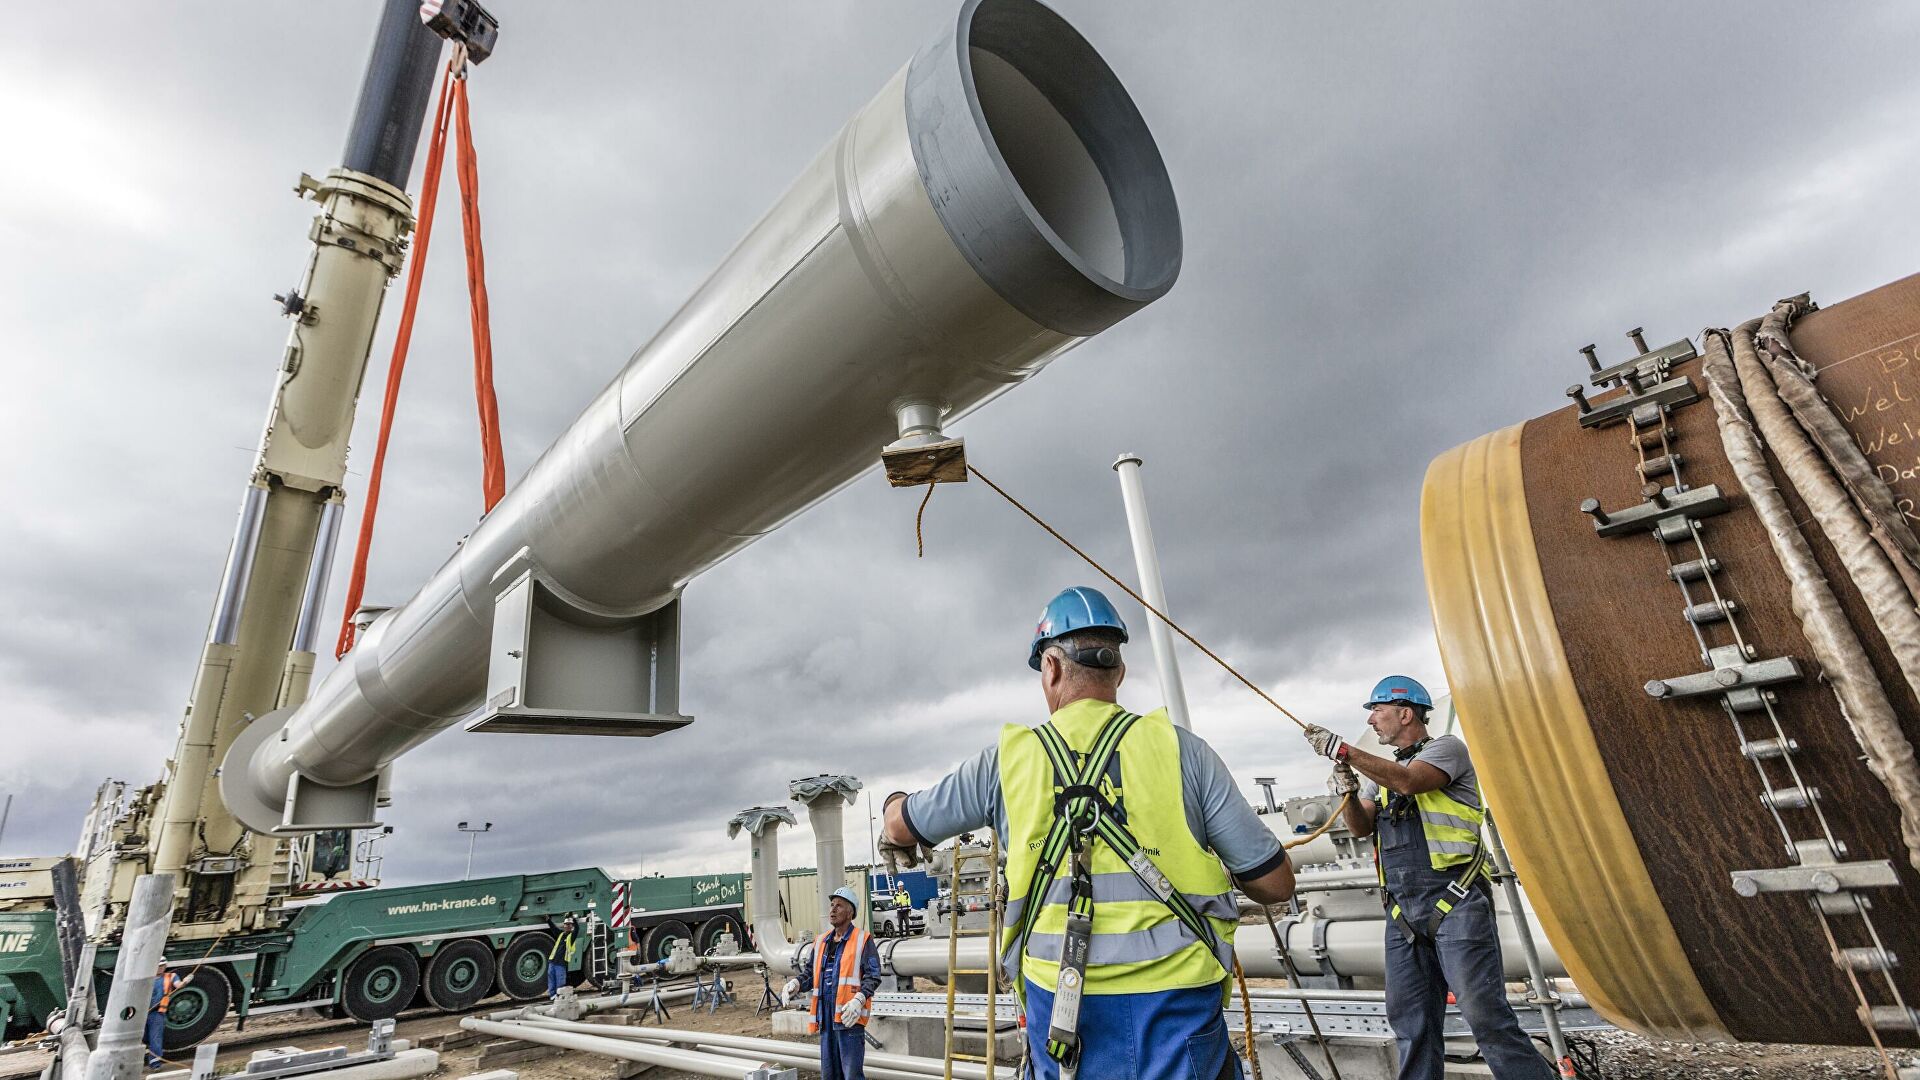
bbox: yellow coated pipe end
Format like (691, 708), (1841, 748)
(1420, 423), (1732, 1042)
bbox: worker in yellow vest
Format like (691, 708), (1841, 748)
(547, 916), (579, 1000)
(781, 886), (880, 1080)
(881, 587), (1295, 1080)
(1304, 677), (1553, 1080)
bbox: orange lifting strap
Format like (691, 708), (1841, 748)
(336, 54), (507, 659)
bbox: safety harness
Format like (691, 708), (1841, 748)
(1374, 738), (1492, 942)
(1008, 709), (1228, 1077)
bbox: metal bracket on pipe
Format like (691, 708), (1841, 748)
(1575, 374), (1701, 428)
(470, 550), (693, 737)
(1589, 338), (1697, 388)
(1731, 838), (1898, 898)
(1581, 483), (1730, 538)
(1644, 645), (1802, 712)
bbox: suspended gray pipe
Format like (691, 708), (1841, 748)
(222, 0), (1180, 835)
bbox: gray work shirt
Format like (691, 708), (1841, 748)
(1357, 734), (1479, 810)
(902, 710), (1288, 881)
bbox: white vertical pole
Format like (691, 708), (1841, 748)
(84, 873), (175, 1080)
(1112, 453), (1191, 731)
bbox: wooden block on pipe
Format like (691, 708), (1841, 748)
(590, 1013), (633, 1025)
(476, 1042), (564, 1068)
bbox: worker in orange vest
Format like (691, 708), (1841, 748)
(145, 961), (180, 1069)
(780, 886), (879, 1080)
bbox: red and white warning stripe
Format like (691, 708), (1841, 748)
(610, 882), (630, 928)
(294, 878), (379, 894)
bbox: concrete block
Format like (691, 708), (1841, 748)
(769, 1009), (815, 1038)
(460, 1071), (520, 1080)
(610, 1059), (656, 1078)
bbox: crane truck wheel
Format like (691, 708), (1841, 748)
(424, 939), (496, 1012)
(495, 932), (553, 1001)
(694, 915), (743, 956)
(160, 966), (231, 1052)
(341, 947), (421, 1022)
(641, 920), (693, 964)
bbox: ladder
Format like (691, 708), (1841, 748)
(942, 835), (1003, 1080)
(587, 916), (612, 987)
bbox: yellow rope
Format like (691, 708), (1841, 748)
(1232, 954), (1262, 1079)
(965, 464), (1310, 732)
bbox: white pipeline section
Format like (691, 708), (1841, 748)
(791, 774), (861, 935)
(517, 1017), (985, 1080)
(1112, 453), (1190, 730)
(84, 874), (174, 1080)
(460, 1019), (784, 1080)
(730, 806), (801, 976)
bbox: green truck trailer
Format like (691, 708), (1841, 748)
(1, 867), (751, 1051)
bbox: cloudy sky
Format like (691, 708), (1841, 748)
(3, 1), (1919, 887)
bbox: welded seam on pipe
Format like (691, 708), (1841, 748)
(1704, 325), (1920, 872)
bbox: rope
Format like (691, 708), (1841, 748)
(915, 479), (937, 559)
(1231, 954), (1262, 1080)
(333, 60), (456, 659)
(965, 464), (1310, 732)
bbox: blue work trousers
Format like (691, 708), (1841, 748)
(819, 1024), (867, 1080)
(547, 960), (568, 998)
(144, 1011), (166, 1068)
(1023, 978), (1241, 1080)
(1382, 887), (1554, 1080)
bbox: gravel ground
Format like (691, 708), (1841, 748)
(1583, 1027), (1913, 1079)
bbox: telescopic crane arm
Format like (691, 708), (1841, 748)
(142, 0), (497, 935)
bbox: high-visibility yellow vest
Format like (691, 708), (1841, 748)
(998, 700), (1238, 996)
(1398, 785), (1486, 871)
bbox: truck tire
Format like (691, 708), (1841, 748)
(341, 946), (420, 1022)
(496, 932), (553, 1001)
(160, 966), (231, 1052)
(424, 939), (496, 1012)
(694, 914), (744, 956)
(641, 920), (693, 963)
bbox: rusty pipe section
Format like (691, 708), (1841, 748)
(222, 0), (1180, 834)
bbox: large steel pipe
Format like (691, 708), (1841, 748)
(224, 0), (1180, 834)
(1423, 277), (1920, 1046)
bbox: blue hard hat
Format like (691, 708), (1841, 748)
(1363, 676), (1433, 711)
(1029, 587), (1129, 671)
(829, 886), (860, 910)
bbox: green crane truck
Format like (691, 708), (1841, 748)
(4, 868), (619, 1051)
(2, 866), (755, 1051)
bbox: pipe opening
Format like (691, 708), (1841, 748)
(959, 0), (1177, 295)
(909, 0), (1181, 336)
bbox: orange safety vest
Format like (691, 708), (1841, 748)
(155, 972), (179, 1015)
(805, 926), (871, 1034)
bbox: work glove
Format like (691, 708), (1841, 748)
(1328, 761), (1359, 796)
(836, 992), (867, 1027)
(780, 978), (800, 1007)
(1302, 724), (1346, 760)
(878, 835), (934, 873)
